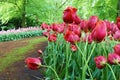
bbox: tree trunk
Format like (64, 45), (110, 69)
(21, 0), (26, 27)
(117, 0), (120, 17)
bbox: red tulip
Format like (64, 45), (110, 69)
(41, 23), (50, 30)
(51, 23), (58, 31)
(38, 49), (43, 54)
(63, 6), (81, 24)
(51, 23), (65, 33)
(68, 24), (81, 37)
(104, 20), (112, 31)
(88, 16), (98, 31)
(111, 23), (119, 35)
(114, 44), (120, 56)
(25, 57), (41, 70)
(104, 20), (113, 36)
(80, 20), (88, 33)
(57, 23), (65, 33)
(91, 20), (107, 42)
(64, 30), (80, 44)
(74, 15), (81, 24)
(113, 30), (120, 41)
(94, 56), (107, 69)
(48, 34), (57, 42)
(108, 53), (120, 65)
(43, 31), (50, 37)
(70, 44), (77, 51)
(116, 16), (120, 30)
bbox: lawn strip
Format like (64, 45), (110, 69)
(0, 37), (47, 72)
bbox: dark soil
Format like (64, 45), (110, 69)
(0, 37), (47, 80)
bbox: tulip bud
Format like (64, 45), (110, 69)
(80, 20), (88, 33)
(114, 44), (120, 56)
(37, 49), (43, 54)
(43, 31), (50, 37)
(94, 56), (107, 69)
(108, 53), (120, 65)
(41, 23), (49, 30)
(88, 15), (98, 31)
(48, 34), (57, 42)
(116, 16), (120, 30)
(74, 15), (81, 24)
(25, 57), (42, 70)
(68, 24), (81, 37)
(63, 6), (81, 24)
(113, 30), (120, 41)
(64, 30), (80, 44)
(91, 20), (107, 42)
(70, 44), (77, 51)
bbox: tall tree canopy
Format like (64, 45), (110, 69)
(0, 0), (119, 28)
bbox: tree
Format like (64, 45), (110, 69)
(0, 0), (26, 28)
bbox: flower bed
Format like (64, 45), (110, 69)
(25, 7), (120, 80)
(0, 27), (43, 42)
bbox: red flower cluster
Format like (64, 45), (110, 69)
(41, 6), (120, 44)
(94, 44), (120, 69)
(25, 6), (120, 72)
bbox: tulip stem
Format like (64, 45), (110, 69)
(76, 42), (95, 80)
(101, 42), (107, 57)
(106, 64), (116, 80)
(83, 43), (96, 80)
(41, 65), (60, 80)
(65, 43), (69, 79)
(102, 67), (108, 80)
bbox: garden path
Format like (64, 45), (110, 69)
(0, 37), (47, 80)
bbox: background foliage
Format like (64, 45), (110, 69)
(0, 0), (119, 29)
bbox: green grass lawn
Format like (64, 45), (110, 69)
(0, 37), (47, 72)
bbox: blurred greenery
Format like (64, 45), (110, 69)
(0, 0), (119, 29)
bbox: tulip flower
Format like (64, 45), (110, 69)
(88, 16), (98, 31)
(64, 30), (80, 44)
(74, 15), (81, 24)
(38, 49), (43, 54)
(51, 23), (65, 33)
(70, 44), (77, 51)
(51, 23), (58, 32)
(68, 24), (81, 37)
(63, 6), (81, 24)
(41, 23), (50, 30)
(104, 20), (113, 36)
(25, 57), (42, 70)
(108, 53), (120, 65)
(111, 23), (119, 35)
(80, 20), (88, 33)
(116, 16), (120, 30)
(48, 34), (57, 42)
(114, 44), (120, 56)
(94, 56), (107, 69)
(91, 20), (107, 42)
(113, 30), (120, 41)
(43, 31), (50, 37)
